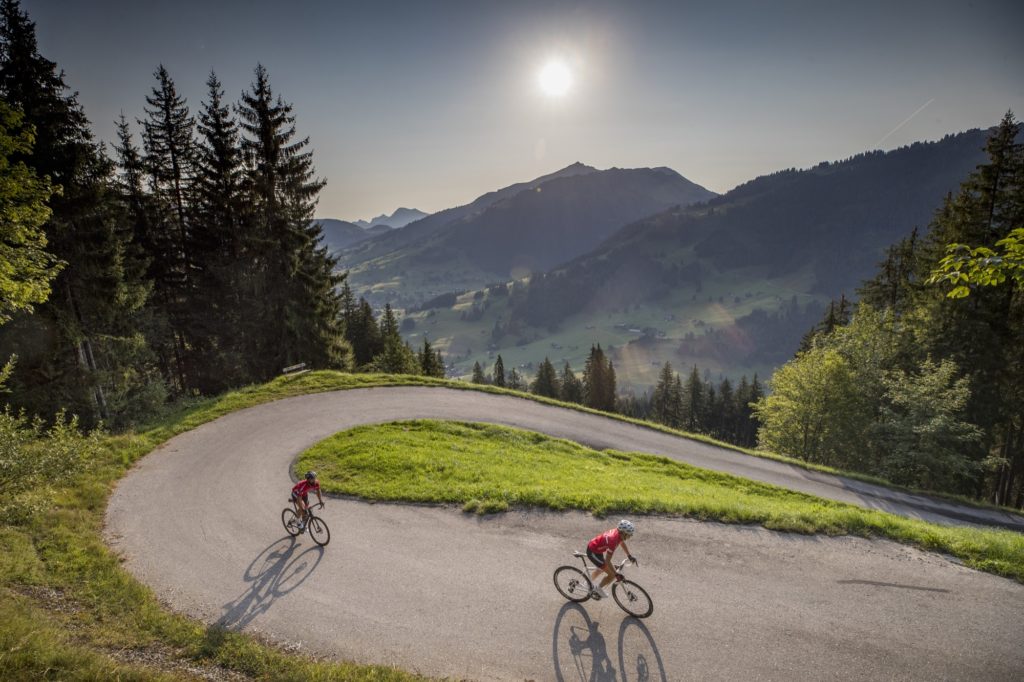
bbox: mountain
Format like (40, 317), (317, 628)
(314, 219), (371, 253)
(352, 207), (429, 229)
(337, 163), (716, 306)
(401, 128), (996, 390)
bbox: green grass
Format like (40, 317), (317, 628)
(3, 369), (1020, 679)
(298, 419), (1024, 582)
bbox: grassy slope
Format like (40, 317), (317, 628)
(298, 420), (1024, 581)
(405, 265), (824, 390)
(2, 370), (1019, 679)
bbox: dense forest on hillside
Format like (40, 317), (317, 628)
(0, 1), (439, 429)
(755, 114), (1024, 507)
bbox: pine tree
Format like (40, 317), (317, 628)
(371, 303), (416, 373)
(190, 71), (251, 390)
(651, 361), (678, 427)
(681, 365), (703, 432)
(531, 357), (560, 398)
(560, 361), (583, 403)
(140, 64), (197, 390)
(238, 64), (347, 376)
(492, 354), (506, 387)
(507, 367), (524, 391)
(583, 344), (615, 411)
(471, 360), (487, 384)
(418, 337), (444, 377)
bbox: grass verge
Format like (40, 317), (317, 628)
(298, 420), (1024, 582)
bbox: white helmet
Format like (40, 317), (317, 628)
(618, 519), (635, 535)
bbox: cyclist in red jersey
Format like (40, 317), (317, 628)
(586, 519), (637, 598)
(291, 471), (324, 531)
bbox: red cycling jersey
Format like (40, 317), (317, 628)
(291, 479), (320, 497)
(587, 528), (623, 554)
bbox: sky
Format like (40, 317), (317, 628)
(23, 0), (1024, 222)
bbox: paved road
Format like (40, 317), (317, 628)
(106, 387), (1024, 680)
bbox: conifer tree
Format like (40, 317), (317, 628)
(371, 303), (416, 373)
(493, 354), (506, 387)
(507, 367), (524, 391)
(418, 337), (444, 377)
(140, 65), (198, 390)
(651, 361), (680, 427)
(531, 357), (560, 398)
(190, 71), (251, 390)
(471, 360), (487, 384)
(560, 361), (583, 403)
(583, 344), (615, 411)
(681, 365), (703, 432)
(238, 64), (347, 376)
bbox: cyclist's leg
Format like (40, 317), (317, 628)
(587, 548), (609, 584)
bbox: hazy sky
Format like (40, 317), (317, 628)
(24, 0), (1024, 221)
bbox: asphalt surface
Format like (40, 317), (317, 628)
(105, 387), (1024, 680)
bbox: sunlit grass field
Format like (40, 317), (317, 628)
(299, 419), (1024, 581)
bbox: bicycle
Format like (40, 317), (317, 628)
(553, 551), (653, 618)
(281, 501), (330, 547)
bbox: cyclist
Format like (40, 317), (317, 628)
(587, 519), (637, 598)
(290, 471), (324, 532)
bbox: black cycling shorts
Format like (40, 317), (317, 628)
(587, 548), (607, 569)
(291, 492), (309, 504)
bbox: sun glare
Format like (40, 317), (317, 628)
(538, 60), (572, 97)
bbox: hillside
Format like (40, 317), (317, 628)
(314, 218), (373, 253)
(337, 163), (715, 306)
(404, 129), (994, 390)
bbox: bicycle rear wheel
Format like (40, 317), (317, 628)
(308, 515), (331, 546)
(281, 508), (301, 536)
(553, 566), (593, 602)
(613, 580), (653, 618)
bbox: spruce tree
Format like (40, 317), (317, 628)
(471, 360), (487, 384)
(238, 64), (347, 376)
(582, 344), (611, 410)
(493, 354), (506, 387)
(140, 65), (197, 390)
(371, 303), (416, 373)
(560, 361), (583, 404)
(190, 71), (251, 390)
(651, 361), (677, 426)
(418, 337), (444, 377)
(531, 357), (560, 398)
(681, 365), (703, 432)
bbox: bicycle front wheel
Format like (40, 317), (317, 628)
(308, 515), (331, 546)
(553, 566), (593, 603)
(282, 508), (301, 536)
(613, 580), (653, 618)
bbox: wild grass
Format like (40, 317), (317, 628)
(299, 420), (1024, 582)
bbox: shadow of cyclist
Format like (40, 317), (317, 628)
(218, 535), (324, 629)
(617, 617), (667, 682)
(551, 602), (618, 682)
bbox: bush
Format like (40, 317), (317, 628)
(0, 409), (101, 522)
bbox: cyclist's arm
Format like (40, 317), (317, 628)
(621, 540), (632, 559)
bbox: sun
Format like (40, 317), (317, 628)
(538, 60), (572, 97)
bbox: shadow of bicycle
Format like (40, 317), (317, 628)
(217, 535), (324, 629)
(552, 602), (667, 682)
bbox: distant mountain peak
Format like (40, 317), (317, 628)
(351, 207), (429, 230)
